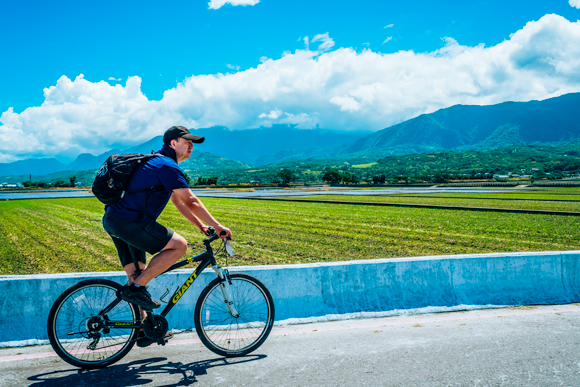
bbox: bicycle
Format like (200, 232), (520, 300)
(46, 227), (275, 369)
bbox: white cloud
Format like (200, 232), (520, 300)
(330, 95), (361, 112)
(303, 36), (309, 51)
(258, 108), (283, 119)
(363, 42), (370, 47)
(2, 14), (580, 160)
(311, 33), (335, 52)
(570, 0), (580, 9)
(382, 36), (393, 44)
(108, 77), (122, 81)
(208, 0), (259, 10)
(384, 24), (394, 28)
(226, 64), (241, 71)
(259, 56), (270, 63)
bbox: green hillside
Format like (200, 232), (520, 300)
(180, 149), (250, 171)
(345, 93), (580, 158)
(367, 143), (580, 179)
(5, 138), (580, 187)
(185, 143), (580, 184)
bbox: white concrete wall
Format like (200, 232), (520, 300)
(1, 251), (579, 346)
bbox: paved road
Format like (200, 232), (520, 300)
(1, 304), (579, 386)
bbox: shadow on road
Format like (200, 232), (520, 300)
(27, 355), (266, 386)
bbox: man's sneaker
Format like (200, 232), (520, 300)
(120, 285), (160, 310)
(136, 330), (174, 348)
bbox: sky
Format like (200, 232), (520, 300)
(1, 0), (580, 162)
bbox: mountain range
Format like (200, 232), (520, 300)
(0, 128), (369, 177)
(1, 92), (579, 178)
(344, 92), (580, 158)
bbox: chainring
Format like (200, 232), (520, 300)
(142, 315), (169, 341)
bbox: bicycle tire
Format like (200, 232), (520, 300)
(194, 273), (275, 357)
(47, 279), (140, 369)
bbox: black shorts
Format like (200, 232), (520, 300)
(103, 211), (174, 267)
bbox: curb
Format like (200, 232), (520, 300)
(1, 250), (579, 347)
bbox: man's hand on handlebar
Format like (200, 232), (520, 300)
(198, 224), (210, 235)
(215, 224), (232, 240)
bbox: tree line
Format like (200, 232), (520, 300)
(23, 175), (77, 188)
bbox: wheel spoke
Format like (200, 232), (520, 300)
(49, 281), (139, 368)
(196, 274), (274, 356)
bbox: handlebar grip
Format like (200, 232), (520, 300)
(206, 226), (215, 236)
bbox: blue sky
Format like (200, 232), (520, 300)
(2, 0), (578, 113)
(1, 0), (580, 161)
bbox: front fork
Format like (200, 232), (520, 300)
(212, 265), (240, 318)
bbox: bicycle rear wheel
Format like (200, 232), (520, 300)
(194, 273), (275, 357)
(47, 279), (140, 369)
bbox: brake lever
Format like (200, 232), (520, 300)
(223, 238), (235, 257)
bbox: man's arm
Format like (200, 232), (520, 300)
(171, 188), (232, 238)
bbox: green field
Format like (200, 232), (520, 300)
(293, 194), (580, 212)
(1, 196), (579, 275)
(388, 194), (580, 201)
(387, 189), (580, 201)
(351, 163), (378, 169)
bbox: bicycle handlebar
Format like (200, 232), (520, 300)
(205, 226), (229, 239)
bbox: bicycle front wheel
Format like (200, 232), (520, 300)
(47, 279), (140, 369)
(194, 273), (275, 357)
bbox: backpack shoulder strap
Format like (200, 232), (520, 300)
(124, 154), (167, 222)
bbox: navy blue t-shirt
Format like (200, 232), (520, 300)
(107, 146), (189, 221)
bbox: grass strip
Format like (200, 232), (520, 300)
(290, 195), (580, 213)
(1, 197), (579, 275)
(377, 195), (580, 203)
(387, 192), (580, 201)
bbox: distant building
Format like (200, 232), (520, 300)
(1, 182), (22, 188)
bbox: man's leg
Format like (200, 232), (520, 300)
(131, 232), (188, 287)
(123, 259), (174, 346)
(105, 214), (184, 310)
(124, 261), (147, 284)
(124, 261), (148, 321)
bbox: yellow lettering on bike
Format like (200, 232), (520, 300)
(172, 271), (198, 304)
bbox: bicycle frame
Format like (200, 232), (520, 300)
(95, 231), (231, 330)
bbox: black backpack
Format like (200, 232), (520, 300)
(92, 153), (164, 206)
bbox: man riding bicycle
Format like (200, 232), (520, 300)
(102, 126), (232, 346)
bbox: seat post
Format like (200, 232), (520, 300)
(127, 245), (143, 278)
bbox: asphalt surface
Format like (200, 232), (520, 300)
(1, 304), (579, 386)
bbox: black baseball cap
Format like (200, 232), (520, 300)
(163, 126), (205, 145)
